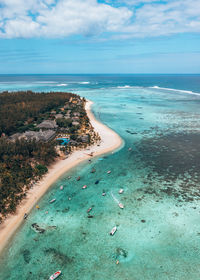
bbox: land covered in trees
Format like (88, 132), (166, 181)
(0, 91), (100, 222)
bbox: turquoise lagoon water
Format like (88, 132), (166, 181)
(1, 75), (200, 279)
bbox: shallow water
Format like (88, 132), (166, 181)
(1, 75), (200, 279)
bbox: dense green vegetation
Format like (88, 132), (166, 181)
(0, 138), (57, 220)
(0, 91), (92, 222)
(0, 91), (77, 135)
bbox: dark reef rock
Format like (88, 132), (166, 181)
(21, 249), (31, 264)
(44, 248), (74, 265)
(126, 130), (138, 135)
(135, 131), (200, 201)
(31, 223), (45, 234)
(115, 248), (128, 259)
(87, 215), (94, 218)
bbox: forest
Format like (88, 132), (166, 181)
(0, 91), (90, 222)
(0, 137), (57, 220)
(0, 90), (77, 135)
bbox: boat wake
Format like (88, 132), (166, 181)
(111, 191), (120, 204)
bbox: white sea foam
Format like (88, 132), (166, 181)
(117, 85), (131, 89)
(79, 81), (90, 84)
(57, 83), (68, 87)
(34, 81), (57, 84)
(150, 86), (200, 96)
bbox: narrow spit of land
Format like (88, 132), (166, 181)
(0, 100), (123, 254)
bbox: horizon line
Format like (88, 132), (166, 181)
(0, 73), (200, 75)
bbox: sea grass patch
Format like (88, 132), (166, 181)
(135, 132), (200, 201)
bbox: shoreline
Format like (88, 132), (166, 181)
(0, 100), (123, 255)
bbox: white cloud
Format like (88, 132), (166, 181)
(0, 0), (132, 38)
(37, 0), (132, 37)
(116, 0), (200, 38)
(0, 0), (199, 38)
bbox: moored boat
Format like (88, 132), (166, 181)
(82, 185), (87, 189)
(49, 270), (61, 280)
(118, 203), (124, 209)
(110, 226), (117, 236)
(118, 188), (124, 194)
(24, 213), (28, 219)
(60, 185), (63, 190)
(87, 207), (92, 213)
(107, 170), (111, 174)
(50, 198), (56, 203)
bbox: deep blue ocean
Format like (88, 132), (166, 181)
(0, 74), (200, 280)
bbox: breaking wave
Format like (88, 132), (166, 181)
(117, 85), (132, 89)
(150, 86), (200, 96)
(79, 82), (90, 84)
(57, 83), (68, 87)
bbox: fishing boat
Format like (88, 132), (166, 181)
(82, 185), (87, 189)
(110, 226), (117, 236)
(102, 192), (106, 196)
(118, 203), (124, 209)
(60, 185), (63, 190)
(49, 271), (61, 280)
(107, 170), (111, 174)
(119, 189), (124, 194)
(50, 198), (56, 203)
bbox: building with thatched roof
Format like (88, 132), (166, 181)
(10, 130), (56, 142)
(37, 120), (58, 130)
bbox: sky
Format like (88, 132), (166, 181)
(0, 0), (199, 74)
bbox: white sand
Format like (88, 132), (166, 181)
(0, 100), (123, 254)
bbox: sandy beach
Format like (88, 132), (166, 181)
(0, 100), (123, 254)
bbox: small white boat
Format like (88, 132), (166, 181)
(102, 192), (106, 196)
(110, 226), (117, 236)
(82, 185), (87, 189)
(60, 185), (63, 190)
(118, 189), (124, 194)
(107, 170), (111, 174)
(49, 271), (61, 280)
(118, 203), (124, 209)
(50, 199), (56, 204)
(87, 207), (92, 213)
